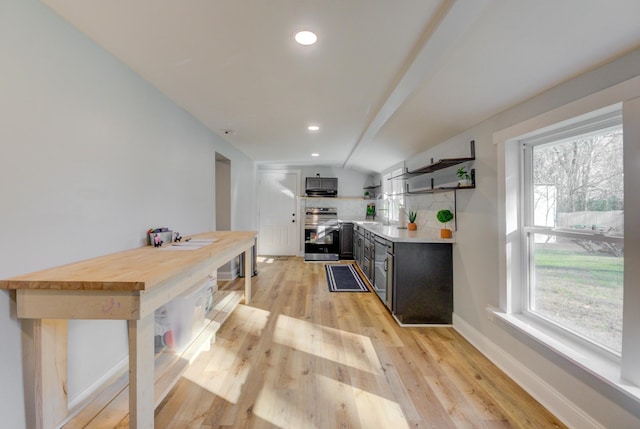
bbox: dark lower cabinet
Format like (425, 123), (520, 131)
(392, 242), (453, 324)
(339, 222), (354, 259)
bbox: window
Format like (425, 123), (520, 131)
(382, 168), (404, 222)
(521, 110), (624, 354)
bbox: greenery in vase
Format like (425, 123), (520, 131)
(408, 210), (417, 223)
(436, 209), (454, 227)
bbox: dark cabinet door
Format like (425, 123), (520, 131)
(353, 226), (362, 265)
(339, 222), (354, 259)
(392, 242), (452, 324)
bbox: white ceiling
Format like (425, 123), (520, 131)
(42, 0), (640, 174)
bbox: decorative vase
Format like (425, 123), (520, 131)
(408, 222), (417, 231)
(440, 228), (452, 238)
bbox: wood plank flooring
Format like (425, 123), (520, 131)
(153, 257), (566, 428)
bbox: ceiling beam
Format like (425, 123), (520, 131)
(342, 0), (491, 171)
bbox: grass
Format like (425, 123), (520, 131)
(532, 244), (623, 352)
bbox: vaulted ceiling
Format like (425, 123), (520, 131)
(42, 0), (640, 173)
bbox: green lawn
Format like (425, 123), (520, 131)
(532, 245), (623, 353)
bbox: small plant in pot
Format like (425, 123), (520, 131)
(407, 210), (417, 230)
(436, 209), (454, 238)
(456, 167), (471, 187)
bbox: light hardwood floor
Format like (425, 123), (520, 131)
(153, 257), (566, 428)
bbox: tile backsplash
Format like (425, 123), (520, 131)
(300, 191), (455, 229)
(301, 197), (370, 220)
(403, 192), (455, 230)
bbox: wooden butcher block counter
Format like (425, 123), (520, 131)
(0, 230), (257, 429)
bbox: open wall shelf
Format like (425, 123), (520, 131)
(389, 140), (475, 181)
(383, 140), (476, 231)
(363, 183), (381, 190)
(397, 168), (476, 195)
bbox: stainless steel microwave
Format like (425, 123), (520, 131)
(305, 177), (338, 197)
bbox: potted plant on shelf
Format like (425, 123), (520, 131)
(436, 209), (454, 238)
(456, 167), (472, 187)
(408, 210), (417, 230)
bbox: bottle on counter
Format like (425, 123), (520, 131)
(398, 205), (408, 229)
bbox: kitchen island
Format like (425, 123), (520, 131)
(0, 230), (257, 429)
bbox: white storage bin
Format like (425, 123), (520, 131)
(154, 283), (210, 353)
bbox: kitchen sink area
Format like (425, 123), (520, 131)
(302, 188), (455, 325)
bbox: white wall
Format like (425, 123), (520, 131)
(411, 49), (640, 428)
(0, 1), (255, 427)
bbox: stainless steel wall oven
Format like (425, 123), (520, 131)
(304, 207), (339, 261)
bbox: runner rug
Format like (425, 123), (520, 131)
(325, 264), (369, 292)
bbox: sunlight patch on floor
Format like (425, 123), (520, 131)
(253, 380), (317, 429)
(252, 372), (410, 429)
(273, 314), (383, 375)
(351, 379), (409, 428)
(182, 305), (272, 404)
(253, 374), (409, 429)
(183, 348), (250, 404)
(316, 373), (410, 429)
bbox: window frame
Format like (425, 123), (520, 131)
(381, 168), (405, 223)
(494, 87), (640, 406)
(518, 113), (624, 357)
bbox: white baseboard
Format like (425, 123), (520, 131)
(67, 356), (128, 412)
(452, 313), (603, 429)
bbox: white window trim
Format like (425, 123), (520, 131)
(520, 112), (624, 357)
(381, 167), (405, 223)
(494, 76), (640, 407)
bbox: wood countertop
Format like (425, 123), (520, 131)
(0, 231), (257, 292)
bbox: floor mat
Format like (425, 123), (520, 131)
(325, 264), (370, 292)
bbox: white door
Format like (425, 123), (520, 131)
(258, 170), (300, 255)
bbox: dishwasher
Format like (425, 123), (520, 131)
(373, 236), (393, 311)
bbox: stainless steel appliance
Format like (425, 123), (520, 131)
(238, 237), (258, 277)
(374, 236), (393, 310)
(304, 207), (339, 261)
(305, 176), (338, 197)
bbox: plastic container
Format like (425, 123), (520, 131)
(148, 230), (173, 246)
(154, 284), (210, 353)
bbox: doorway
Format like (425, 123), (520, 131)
(257, 170), (300, 256)
(215, 153), (234, 279)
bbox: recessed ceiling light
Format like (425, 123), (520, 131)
(295, 30), (317, 46)
(311, 153), (320, 157)
(308, 125), (319, 131)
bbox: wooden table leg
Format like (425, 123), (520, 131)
(22, 319), (68, 429)
(244, 248), (252, 305)
(128, 313), (154, 429)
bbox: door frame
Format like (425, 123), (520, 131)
(257, 169), (301, 256)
